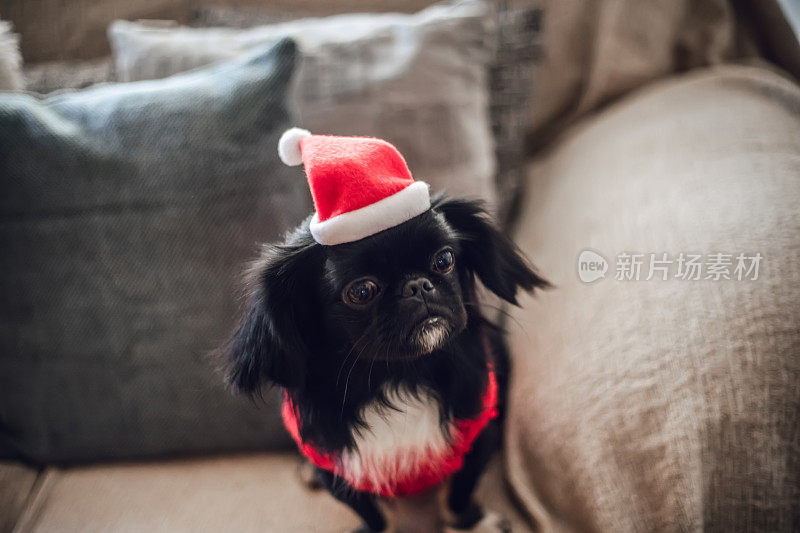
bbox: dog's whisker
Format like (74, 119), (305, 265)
(335, 339), (361, 387)
(336, 329), (370, 387)
(340, 337), (370, 420)
(367, 354), (377, 390)
(465, 301), (529, 337)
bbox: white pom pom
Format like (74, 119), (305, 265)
(278, 127), (311, 166)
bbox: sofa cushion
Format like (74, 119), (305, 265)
(506, 64), (800, 531)
(0, 39), (306, 463)
(11, 452), (526, 532)
(14, 454), (356, 532)
(107, 1), (504, 211)
(0, 462), (39, 532)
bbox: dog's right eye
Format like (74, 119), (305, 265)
(343, 278), (380, 307)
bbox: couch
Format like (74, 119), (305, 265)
(1, 1), (799, 531)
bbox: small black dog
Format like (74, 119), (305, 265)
(221, 194), (547, 532)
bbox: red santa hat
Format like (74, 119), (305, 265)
(278, 127), (431, 246)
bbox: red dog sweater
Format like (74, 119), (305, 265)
(282, 370), (498, 497)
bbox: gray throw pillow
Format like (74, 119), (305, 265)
(488, 4), (542, 225)
(109, 1), (499, 211)
(0, 38), (307, 463)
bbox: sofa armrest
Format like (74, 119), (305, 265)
(506, 64), (800, 531)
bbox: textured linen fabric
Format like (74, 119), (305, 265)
(107, 1), (500, 210)
(506, 65), (800, 531)
(0, 39), (307, 464)
(521, 0), (800, 150)
(1, 0), (192, 62)
(2, 0), (439, 62)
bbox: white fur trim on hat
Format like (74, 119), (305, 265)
(278, 127), (311, 166)
(310, 181), (431, 245)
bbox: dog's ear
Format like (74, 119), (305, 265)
(434, 196), (549, 305)
(222, 233), (321, 395)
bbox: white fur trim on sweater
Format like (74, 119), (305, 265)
(310, 181), (431, 245)
(278, 127), (311, 166)
(341, 383), (453, 495)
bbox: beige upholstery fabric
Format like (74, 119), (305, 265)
(14, 453), (526, 532)
(507, 65), (800, 531)
(2, 0), (192, 62)
(0, 462), (38, 532)
(3, 0), (437, 62)
(524, 0), (800, 148)
(15, 454), (357, 532)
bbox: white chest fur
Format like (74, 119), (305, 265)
(341, 385), (453, 492)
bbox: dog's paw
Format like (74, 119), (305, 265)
(472, 511), (511, 533)
(445, 510), (510, 533)
(296, 458), (322, 490)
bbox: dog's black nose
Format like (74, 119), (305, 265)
(402, 277), (434, 298)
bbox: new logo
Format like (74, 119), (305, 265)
(577, 249), (608, 283)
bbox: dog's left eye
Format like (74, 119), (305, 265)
(343, 278), (380, 306)
(432, 248), (455, 273)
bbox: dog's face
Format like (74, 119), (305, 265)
(322, 207), (468, 361)
(223, 195), (547, 393)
